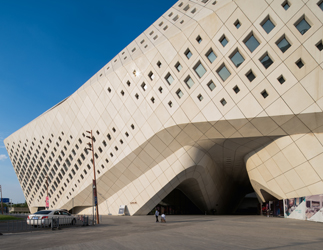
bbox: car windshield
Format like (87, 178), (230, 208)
(34, 210), (52, 215)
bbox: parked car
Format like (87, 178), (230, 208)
(27, 209), (77, 226)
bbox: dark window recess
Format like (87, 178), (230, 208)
(112, 127), (116, 133)
(316, 40), (323, 51)
(125, 132), (129, 137)
(246, 70), (256, 82)
(107, 134), (111, 140)
(230, 50), (245, 68)
(217, 64), (231, 81)
(196, 35), (202, 44)
(233, 86), (240, 94)
(185, 49), (192, 59)
(261, 16), (275, 34)
(244, 33), (260, 53)
(127, 81), (131, 86)
(295, 17), (311, 35)
(220, 35), (228, 47)
(98, 147), (103, 153)
(157, 61), (162, 68)
(278, 75), (285, 84)
(296, 59), (304, 68)
(261, 90), (269, 98)
(94, 153), (98, 159)
(207, 81), (216, 91)
(220, 98), (227, 106)
(276, 36), (291, 53)
(131, 124), (135, 130)
(282, 0), (290, 10)
(234, 20), (241, 29)
(260, 53), (273, 69)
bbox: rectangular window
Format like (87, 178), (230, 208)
(295, 16), (311, 35)
(234, 20), (241, 29)
(261, 16), (275, 34)
(165, 73), (174, 85)
(217, 64), (231, 81)
(276, 35), (291, 53)
(259, 53), (273, 69)
(282, 1), (290, 10)
(220, 35), (228, 47)
(278, 75), (285, 84)
(246, 70), (256, 82)
(244, 33), (260, 53)
(184, 76), (195, 89)
(185, 49), (192, 59)
(176, 89), (184, 99)
(316, 40), (323, 51)
(175, 62), (183, 72)
(193, 61), (207, 78)
(230, 50), (245, 68)
(207, 81), (216, 91)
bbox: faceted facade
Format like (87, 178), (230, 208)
(4, 0), (323, 215)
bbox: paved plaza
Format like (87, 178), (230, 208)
(1, 215), (323, 249)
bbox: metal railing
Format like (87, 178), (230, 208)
(0, 215), (89, 234)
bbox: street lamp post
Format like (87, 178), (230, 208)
(86, 130), (100, 224)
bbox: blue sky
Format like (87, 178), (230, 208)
(0, 0), (176, 204)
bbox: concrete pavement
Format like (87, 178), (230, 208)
(1, 215), (323, 249)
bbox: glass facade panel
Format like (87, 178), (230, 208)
(277, 37), (291, 53)
(295, 18), (311, 35)
(244, 35), (260, 52)
(194, 63), (207, 78)
(207, 50), (217, 63)
(230, 51), (245, 68)
(217, 65), (231, 81)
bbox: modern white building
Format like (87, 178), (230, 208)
(4, 0), (323, 215)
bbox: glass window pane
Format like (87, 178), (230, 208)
(244, 35), (260, 52)
(260, 54), (273, 69)
(207, 81), (216, 91)
(207, 50), (217, 63)
(282, 2), (290, 10)
(176, 89), (184, 98)
(230, 51), (245, 68)
(246, 71), (256, 82)
(185, 77), (195, 89)
(295, 18), (311, 35)
(217, 65), (231, 81)
(319, 1), (323, 11)
(277, 37), (291, 53)
(262, 19), (275, 34)
(220, 36), (228, 47)
(176, 62), (182, 72)
(185, 50), (192, 59)
(194, 63), (207, 78)
(166, 74), (174, 85)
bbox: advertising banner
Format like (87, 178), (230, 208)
(305, 195), (323, 223)
(284, 197), (306, 220)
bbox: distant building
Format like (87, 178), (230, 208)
(5, 0), (323, 215)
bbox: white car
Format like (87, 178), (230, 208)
(27, 209), (77, 226)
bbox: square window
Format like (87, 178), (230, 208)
(295, 17), (311, 35)
(246, 70), (256, 82)
(220, 35), (228, 47)
(234, 20), (241, 29)
(217, 64), (231, 82)
(165, 73), (174, 85)
(296, 59), (304, 68)
(185, 49), (192, 59)
(244, 33), (260, 53)
(141, 82), (147, 91)
(206, 49), (217, 63)
(168, 101), (173, 107)
(176, 89), (184, 99)
(220, 98), (227, 106)
(197, 94), (203, 101)
(157, 61), (162, 68)
(259, 53), (273, 69)
(261, 90), (269, 99)
(276, 36), (291, 53)
(207, 81), (216, 91)
(261, 16), (275, 34)
(196, 35), (202, 44)
(175, 62), (183, 72)
(282, 1), (290, 10)
(135, 93), (139, 99)
(126, 80), (131, 86)
(316, 40), (323, 51)
(233, 86), (240, 94)
(185, 76), (195, 89)
(121, 90), (125, 96)
(278, 75), (285, 84)
(148, 71), (155, 80)
(230, 50), (245, 68)
(151, 97), (155, 103)
(318, 0), (323, 11)
(194, 61), (207, 78)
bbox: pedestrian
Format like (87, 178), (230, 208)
(155, 208), (159, 222)
(161, 213), (166, 223)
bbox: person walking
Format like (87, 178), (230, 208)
(155, 208), (159, 222)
